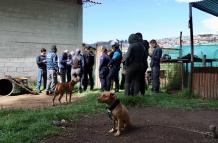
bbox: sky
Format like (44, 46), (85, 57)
(83, 0), (218, 44)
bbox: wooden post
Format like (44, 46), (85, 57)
(202, 55), (206, 67)
(94, 45), (102, 89)
(180, 61), (184, 90)
(185, 62), (188, 88)
(189, 3), (194, 93)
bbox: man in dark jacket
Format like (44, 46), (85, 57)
(99, 47), (110, 91)
(150, 39), (162, 93)
(65, 50), (72, 82)
(45, 45), (58, 95)
(125, 33), (146, 96)
(59, 52), (68, 83)
(82, 46), (95, 91)
(35, 48), (47, 94)
(106, 41), (122, 92)
(135, 32), (149, 95)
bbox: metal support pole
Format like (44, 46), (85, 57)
(179, 31), (183, 58)
(189, 3), (194, 93)
(120, 41), (123, 52)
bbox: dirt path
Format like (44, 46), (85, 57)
(0, 93), (80, 109)
(42, 107), (218, 143)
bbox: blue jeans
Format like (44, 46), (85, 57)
(36, 68), (47, 93)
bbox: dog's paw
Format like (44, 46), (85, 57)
(109, 128), (115, 133)
(114, 131), (121, 136)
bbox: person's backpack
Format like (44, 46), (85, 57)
(72, 57), (81, 69)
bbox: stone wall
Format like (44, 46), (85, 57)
(0, 58), (36, 79)
(0, 0), (82, 79)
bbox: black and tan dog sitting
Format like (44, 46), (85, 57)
(98, 91), (132, 136)
(52, 74), (79, 106)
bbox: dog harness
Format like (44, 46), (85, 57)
(106, 99), (120, 120)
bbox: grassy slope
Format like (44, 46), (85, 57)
(0, 91), (218, 143)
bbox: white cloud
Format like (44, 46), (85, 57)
(175, 0), (202, 3)
(202, 16), (218, 31)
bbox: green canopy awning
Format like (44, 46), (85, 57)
(191, 0), (218, 16)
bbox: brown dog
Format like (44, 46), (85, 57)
(98, 91), (132, 136)
(52, 75), (79, 106)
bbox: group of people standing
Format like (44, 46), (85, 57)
(35, 32), (162, 96)
(35, 45), (95, 95)
(99, 32), (162, 95)
(99, 42), (122, 92)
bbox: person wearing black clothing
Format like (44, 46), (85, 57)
(65, 50), (72, 82)
(125, 34), (146, 96)
(99, 47), (110, 91)
(106, 42), (122, 92)
(150, 39), (162, 93)
(135, 32), (149, 95)
(59, 52), (68, 83)
(35, 48), (47, 94)
(82, 46), (95, 91)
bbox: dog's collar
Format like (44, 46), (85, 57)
(106, 99), (120, 120)
(107, 99), (120, 112)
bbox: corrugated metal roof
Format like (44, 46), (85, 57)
(191, 0), (218, 16)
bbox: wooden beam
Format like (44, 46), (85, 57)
(189, 3), (194, 93)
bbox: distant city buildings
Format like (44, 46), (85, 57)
(93, 34), (218, 50)
(157, 34), (218, 48)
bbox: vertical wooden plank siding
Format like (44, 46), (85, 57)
(192, 67), (218, 99)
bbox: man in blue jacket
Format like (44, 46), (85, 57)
(45, 45), (59, 95)
(106, 41), (122, 92)
(35, 48), (47, 94)
(150, 39), (162, 93)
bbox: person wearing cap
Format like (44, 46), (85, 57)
(59, 51), (68, 83)
(45, 45), (58, 95)
(106, 41), (122, 92)
(150, 39), (162, 93)
(82, 46), (95, 91)
(35, 48), (47, 94)
(99, 47), (110, 91)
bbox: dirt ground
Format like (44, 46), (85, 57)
(0, 93), (80, 109)
(42, 107), (218, 143)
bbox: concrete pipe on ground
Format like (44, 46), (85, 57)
(0, 79), (14, 95)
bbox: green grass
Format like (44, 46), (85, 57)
(1, 90), (218, 143)
(0, 91), (104, 143)
(118, 92), (218, 110)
